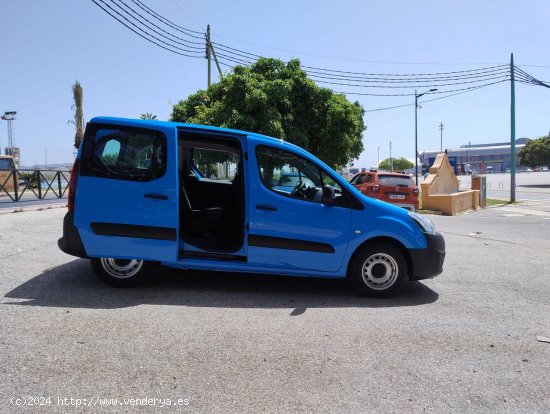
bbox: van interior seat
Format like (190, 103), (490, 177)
(180, 184), (223, 236)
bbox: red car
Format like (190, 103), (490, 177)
(350, 170), (419, 211)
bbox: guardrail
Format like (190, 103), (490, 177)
(0, 169), (70, 202)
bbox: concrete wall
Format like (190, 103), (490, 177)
(421, 153), (480, 215)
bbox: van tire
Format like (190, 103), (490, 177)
(348, 243), (408, 297)
(91, 258), (152, 287)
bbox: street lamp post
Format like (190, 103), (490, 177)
(415, 89), (438, 185)
(389, 141), (393, 171)
(377, 146), (380, 168)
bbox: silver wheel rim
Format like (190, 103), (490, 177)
(100, 258), (143, 279)
(361, 253), (399, 290)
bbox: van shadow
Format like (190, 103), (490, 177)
(4, 259), (439, 314)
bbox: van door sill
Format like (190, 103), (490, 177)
(179, 251), (247, 262)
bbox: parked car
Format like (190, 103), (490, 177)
(349, 169), (419, 212)
(541, 166), (549, 172)
(58, 117), (445, 297)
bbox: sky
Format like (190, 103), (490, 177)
(1, 0), (549, 168)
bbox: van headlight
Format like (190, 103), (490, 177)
(409, 212), (436, 235)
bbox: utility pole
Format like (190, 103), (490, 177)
(510, 53), (516, 203)
(439, 122), (444, 153)
(206, 25), (211, 88)
(377, 146), (380, 168)
(206, 25), (223, 88)
(389, 141), (393, 171)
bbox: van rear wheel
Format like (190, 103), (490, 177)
(348, 243), (408, 297)
(91, 258), (150, 287)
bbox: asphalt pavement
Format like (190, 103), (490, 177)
(0, 206), (549, 413)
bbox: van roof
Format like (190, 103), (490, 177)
(90, 116), (291, 145)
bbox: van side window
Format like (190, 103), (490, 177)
(191, 148), (239, 182)
(81, 126), (166, 182)
(256, 146), (341, 203)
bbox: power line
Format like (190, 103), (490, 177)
(111, 0), (204, 51)
(209, 54), (511, 98)
(211, 40), (511, 81)
(361, 81), (508, 112)
(208, 49), (510, 90)
(514, 65), (550, 88)
(211, 34), (508, 66)
(131, 0), (205, 38)
(92, 0), (204, 57)
(302, 64), (510, 78)
(310, 74), (509, 90)
(90, 0), (550, 103)
(303, 67), (510, 82)
(168, 0), (203, 30)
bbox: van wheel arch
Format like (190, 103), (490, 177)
(347, 237), (412, 297)
(349, 237), (412, 274)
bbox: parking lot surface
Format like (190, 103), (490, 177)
(457, 170), (550, 203)
(1, 206), (549, 413)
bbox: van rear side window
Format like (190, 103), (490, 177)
(81, 125), (167, 182)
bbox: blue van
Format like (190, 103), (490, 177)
(58, 117), (445, 297)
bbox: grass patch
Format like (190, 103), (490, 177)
(486, 198), (520, 206)
(417, 209), (442, 215)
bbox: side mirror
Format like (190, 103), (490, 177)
(322, 184), (336, 205)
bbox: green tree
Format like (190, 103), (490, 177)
(69, 81), (84, 149)
(171, 58), (366, 169)
(519, 134), (550, 168)
(140, 113), (158, 120)
(379, 157), (413, 171)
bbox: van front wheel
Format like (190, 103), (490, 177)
(91, 258), (150, 287)
(348, 243), (408, 297)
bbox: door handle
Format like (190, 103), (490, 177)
(144, 192), (168, 200)
(256, 204), (277, 211)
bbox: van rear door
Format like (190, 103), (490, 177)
(74, 120), (178, 262)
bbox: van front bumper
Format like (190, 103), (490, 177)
(58, 211), (88, 258)
(408, 232), (445, 281)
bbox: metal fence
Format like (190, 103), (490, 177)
(0, 169), (70, 202)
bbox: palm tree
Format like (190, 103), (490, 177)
(140, 113), (157, 120)
(69, 81), (84, 149)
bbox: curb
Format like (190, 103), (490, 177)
(0, 203), (67, 215)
